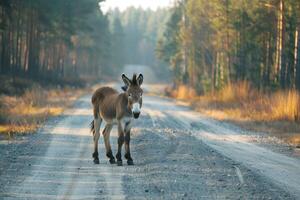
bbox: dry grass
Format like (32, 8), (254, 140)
(166, 84), (197, 99)
(169, 82), (300, 147)
(0, 85), (86, 137)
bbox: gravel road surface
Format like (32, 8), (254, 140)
(0, 88), (299, 199)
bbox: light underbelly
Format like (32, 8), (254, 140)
(100, 114), (117, 124)
(100, 114), (132, 125)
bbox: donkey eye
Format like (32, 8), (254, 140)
(128, 93), (132, 97)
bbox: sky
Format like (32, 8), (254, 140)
(100, 0), (174, 13)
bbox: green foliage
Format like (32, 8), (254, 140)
(0, 0), (120, 82)
(156, 5), (182, 83)
(157, 0), (300, 93)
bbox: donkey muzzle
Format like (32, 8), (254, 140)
(133, 112), (140, 119)
(132, 103), (141, 118)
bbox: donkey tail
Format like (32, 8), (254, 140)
(90, 120), (95, 134)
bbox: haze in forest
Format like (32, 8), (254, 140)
(0, 0), (299, 90)
(100, 0), (173, 12)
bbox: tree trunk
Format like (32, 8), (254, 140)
(275, 0), (285, 86)
(1, 8), (6, 73)
(295, 17), (300, 90)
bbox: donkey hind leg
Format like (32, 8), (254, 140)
(124, 121), (134, 165)
(92, 118), (102, 164)
(116, 121), (125, 166)
(103, 124), (115, 164)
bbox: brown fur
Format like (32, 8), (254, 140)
(91, 74), (143, 165)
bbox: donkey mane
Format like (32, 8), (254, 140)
(131, 74), (138, 85)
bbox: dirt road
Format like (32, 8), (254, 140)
(0, 87), (299, 199)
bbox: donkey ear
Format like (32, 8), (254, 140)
(122, 74), (131, 86)
(121, 85), (128, 92)
(137, 74), (143, 86)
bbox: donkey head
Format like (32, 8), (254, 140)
(122, 73), (143, 119)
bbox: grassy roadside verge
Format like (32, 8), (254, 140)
(0, 76), (92, 139)
(167, 82), (300, 148)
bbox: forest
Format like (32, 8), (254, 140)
(1, 0), (300, 92)
(157, 0), (300, 93)
(0, 1), (171, 85)
(0, 0), (116, 84)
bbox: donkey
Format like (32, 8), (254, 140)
(90, 73), (143, 166)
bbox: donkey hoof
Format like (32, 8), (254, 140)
(109, 158), (116, 164)
(127, 160), (134, 165)
(93, 158), (99, 164)
(117, 160), (123, 166)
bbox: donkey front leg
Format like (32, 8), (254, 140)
(92, 118), (102, 164)
(116, 121), (125, 166)
(124, 121), (134, 165)
(102, 124), (115, 164)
